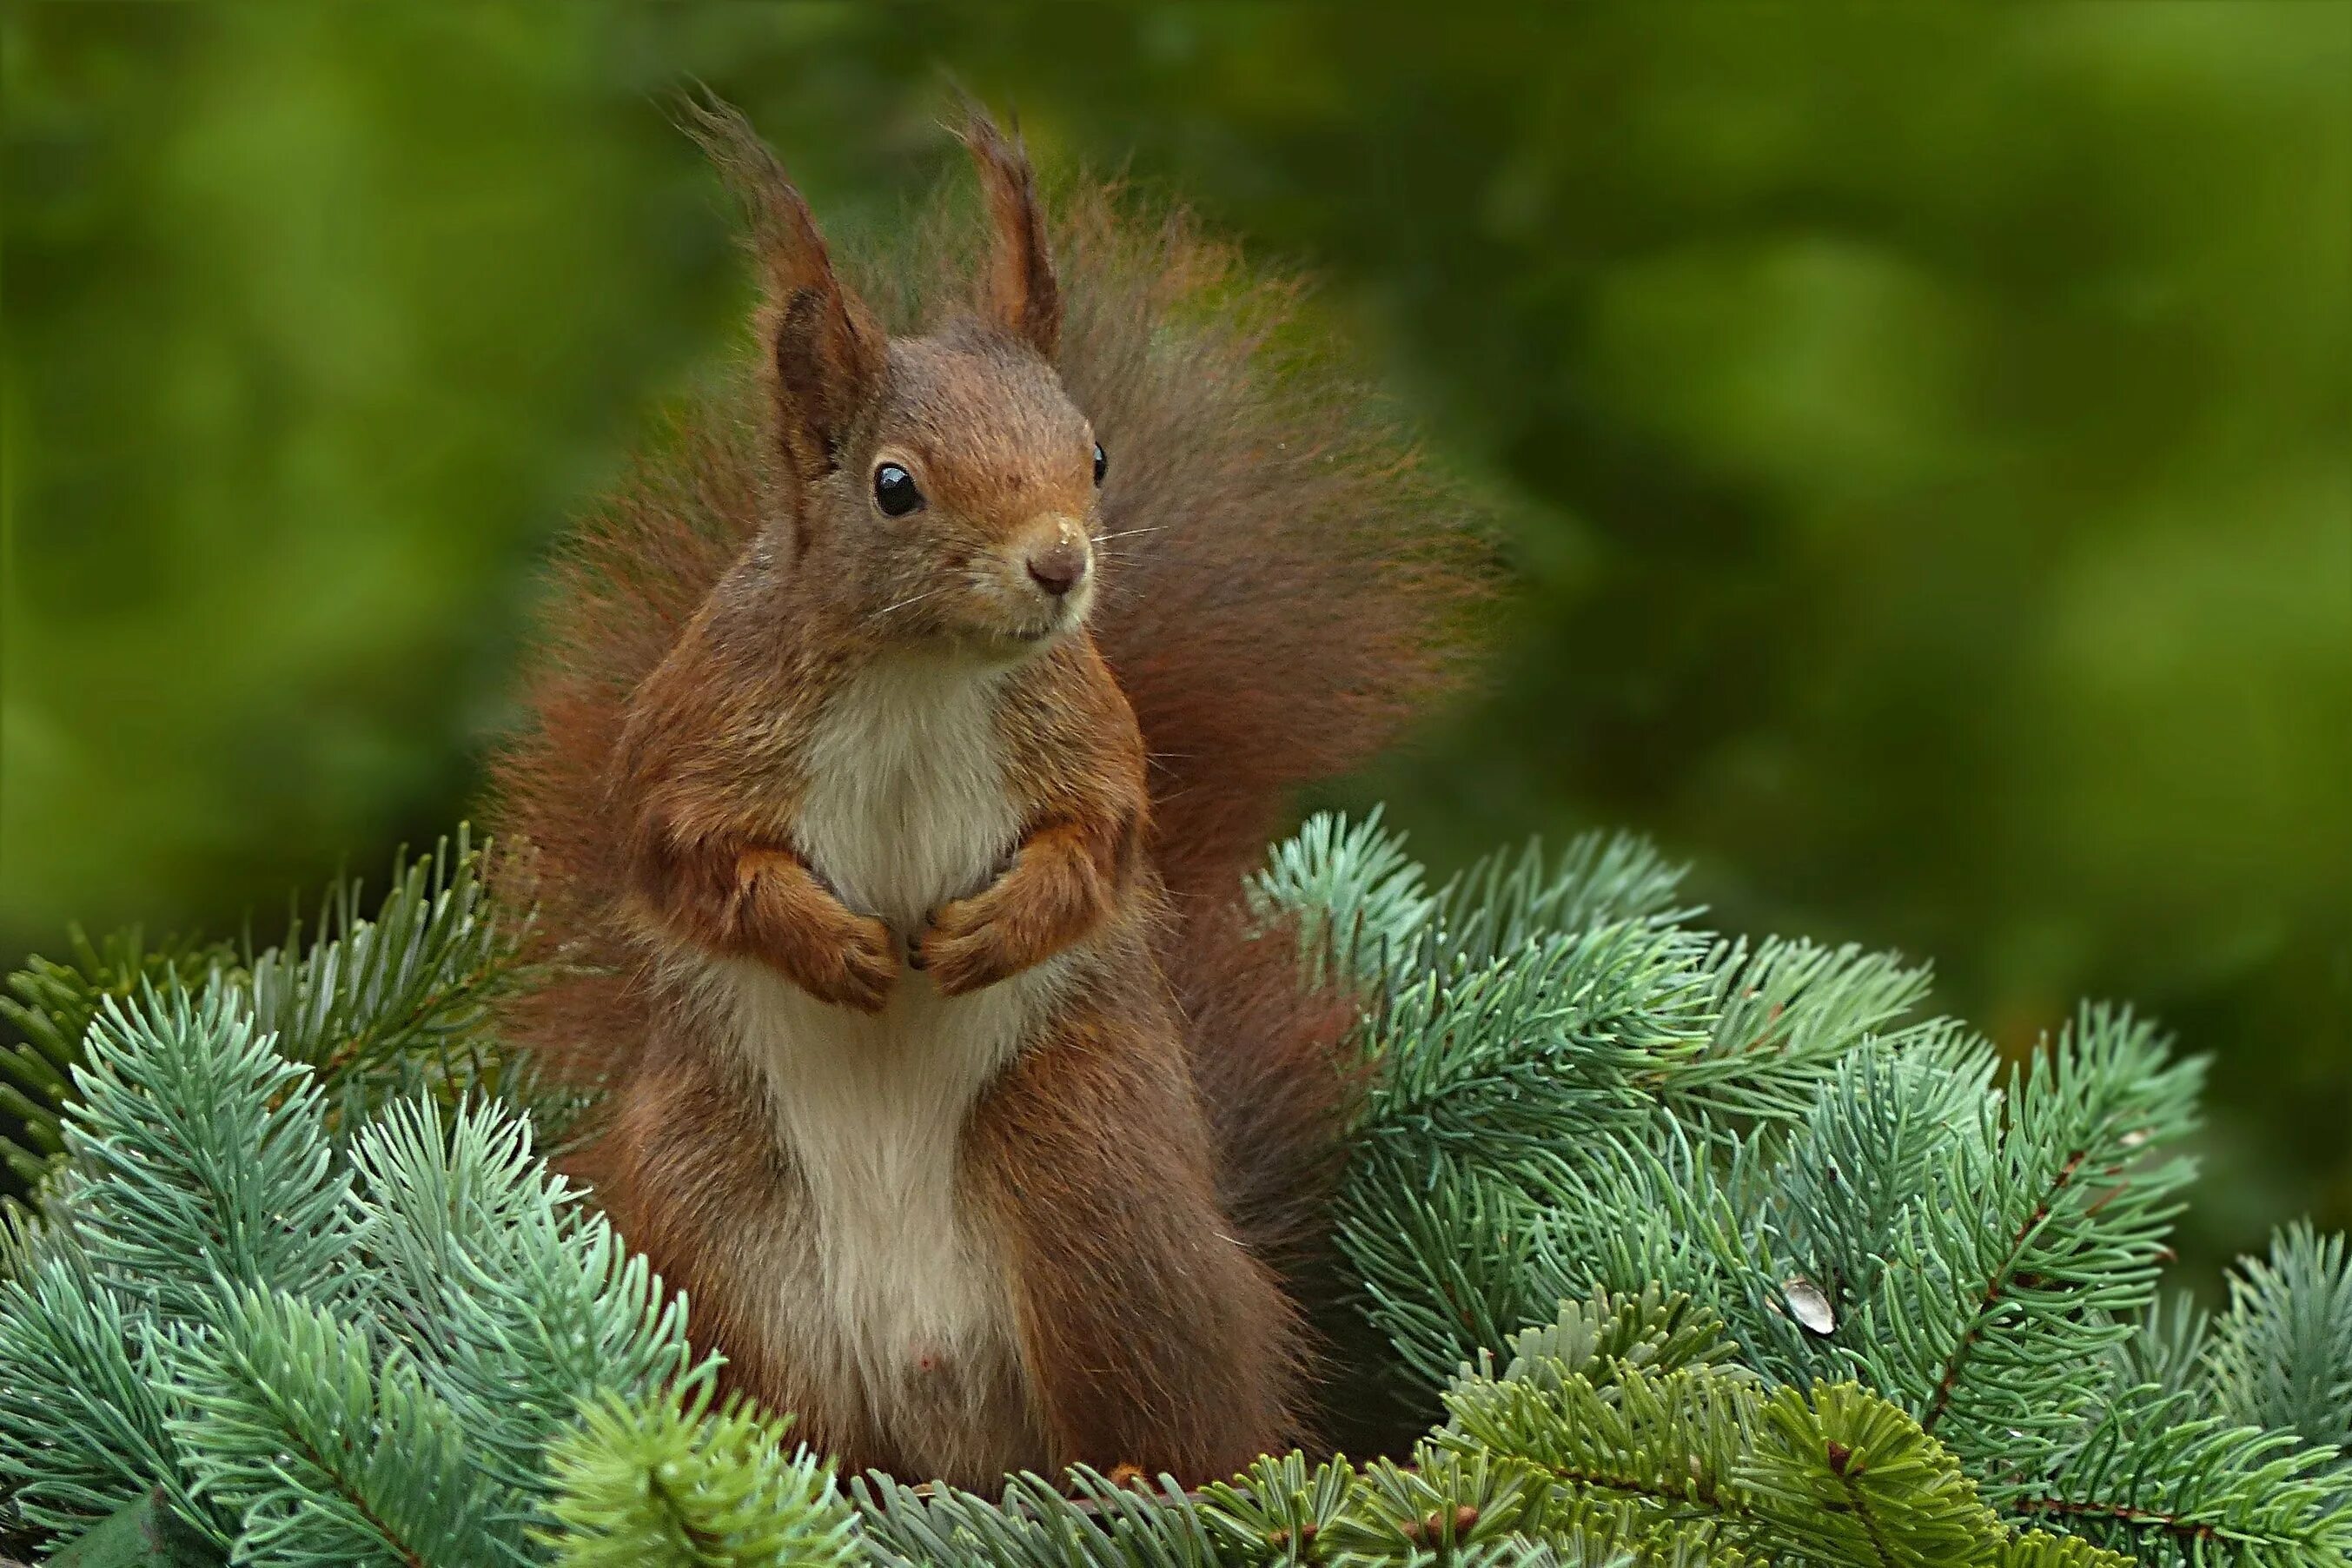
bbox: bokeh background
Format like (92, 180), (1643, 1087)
(4, 3), (2346, 1275)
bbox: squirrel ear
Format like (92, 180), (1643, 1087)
(957, 103), (1060, 361)
(684, 96), (886, 488)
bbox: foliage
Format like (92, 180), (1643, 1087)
(1256, 817), (2352, 1562)
(849, 1297), (2137, 1568)
(2206, 1223), (2352, 1456)
(0, 817), (2346, 1565)
(0, 982), (701, 1567)
(0, 832), (579, 1196)
(0, 930), (229, 1188)
(540, 1386), (861, 1568)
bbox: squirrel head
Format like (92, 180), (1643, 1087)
(693, 99), (1103, 663)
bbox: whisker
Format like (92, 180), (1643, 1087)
(1090, 527), (1168, 544)
(869, 586), (946, 620)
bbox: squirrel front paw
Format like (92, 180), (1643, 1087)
(914, 900), (1017, 997)
(732, 849), (899, 1013)
(801, 912), (900, 1013)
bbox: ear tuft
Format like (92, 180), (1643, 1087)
(957, 99), (1061, 361)
(679, 91), (886, 496)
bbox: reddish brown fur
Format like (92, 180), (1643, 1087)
(965, 981), (1290, 1477)
(491, 99), (1484, 1484)
(919, 811), (1141, 998)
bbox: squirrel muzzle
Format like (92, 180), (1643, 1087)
(1005, 513), (1094, 632)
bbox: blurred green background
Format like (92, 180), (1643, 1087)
(3, 3), (2346, 1274)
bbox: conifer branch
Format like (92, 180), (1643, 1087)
(2, 814), (2346, 1567)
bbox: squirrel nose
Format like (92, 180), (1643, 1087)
(1025, 539), (1088, 598)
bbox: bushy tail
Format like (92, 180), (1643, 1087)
(495, 151), (1488, 1270)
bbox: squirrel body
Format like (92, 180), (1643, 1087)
(668, 652), (1117, 1482)
(497, 101), (1479, 1486)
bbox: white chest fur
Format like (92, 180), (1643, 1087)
(706, 657), (1055, 1479)
(797, 657), (1024, 927)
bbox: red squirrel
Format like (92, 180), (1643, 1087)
(494, 99), (1480, 1486)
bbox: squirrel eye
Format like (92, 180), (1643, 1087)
(872, 463), (924, 518)
(1091, 442), (1107, 487)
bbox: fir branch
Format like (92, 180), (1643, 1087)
(0, 833), (553, 1203)
(7, 815), (2350, 1568)
(1767, 1029), (1994, 1301)
(33, 1487), (222, 1568)
(1335, 1148), (1554, 1393)
(1247, 812), (1690, 1001)
(2020, 1402), (2352, 1565)
(60, 986), (352, 1320)
(1247, 808), (1435, 992)
(538, 1384), (859, 1568)
(1736, 1028), (1999, 1389)
(1667, 938), (1937, 1127)
(1991, 1533), (2143, 1568)
(1419, 830), (1692, 976)
(1430, 1295), (1759, 1547)
(1436, 1358), (1756, 1523)
(2207, 1222), (2352, 1459)
(1330, 1449), (1553, 1561)
(2117, 1293), (2216, 1412)
(852, 1467), (1222, 1568)
(1195, 1451), (1355, 1562)
(1517, 1118), (1799, 1380)
(344, 1096), (705, 1505)
(166, 1287), (507, 1568)
(1484, 1284), (1748, 1390)
(1871, 1005), (2203, 1492)
(240, 830), (548, 1129)
(1428, 1302), (2132, 1567)
(1362, 920), (1717, 1161)
(0, 929), (233, 1188)
(0, 1260), (222, 1547)
(1739, 1381), (2009, 1566)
